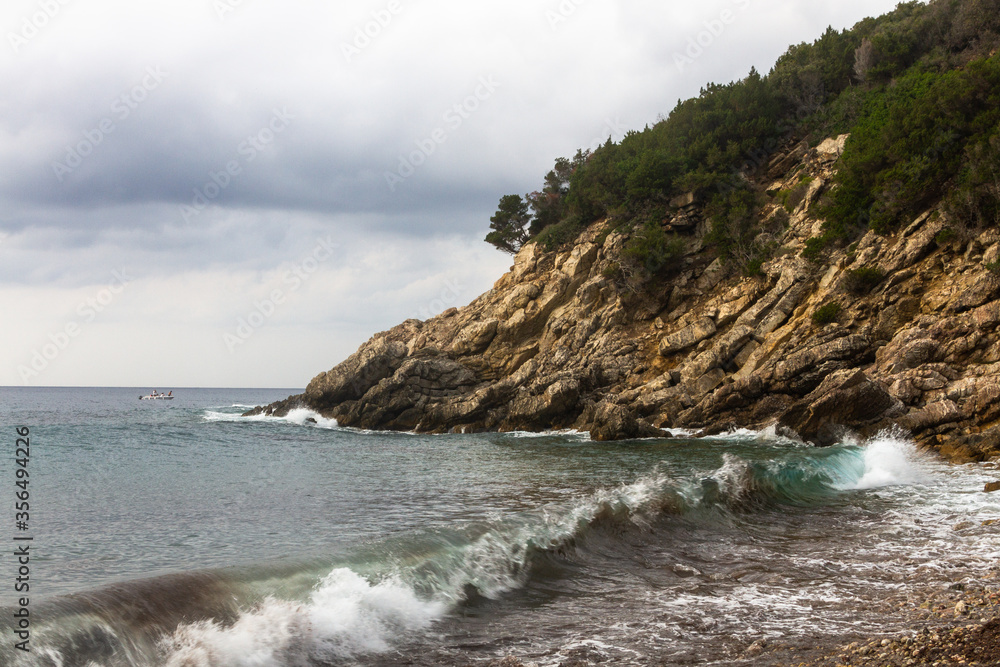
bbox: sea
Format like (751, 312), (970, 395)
(1, 386), (999, 667)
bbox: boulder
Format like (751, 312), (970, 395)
(972, 299), (1000, 328)
(680, 325), (754, 382)
(985, 481), (1000, 493)
(766, 141), (808, 178)
(670, 192), (696, 208)
(815, 134), (849, 157)
(937, 428), (1000, 463)
(504, 376), (583, 428)
(882, 211), (943, 273)
(778, 370), (905, 446)
(559, 242), (599, 279)
(589, 402), (665, 442)
(886, 367), (951, 405)
(242, 393), (303, 418)
(896, 399), (963, 433)
(773, 335), (873, 393)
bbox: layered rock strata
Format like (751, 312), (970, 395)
(248, 137), (1000, 458)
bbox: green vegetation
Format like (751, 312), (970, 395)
(842, 266), (887, 295)
(946, 133), (1000, 227)
(602, 261), (623, 280)
(484, 194), (530, 255)
(484, 0), (1000, 282)
(812, 301), (843, 325)
(819, 55), (1000, 237)
(934, 227), (958, 244)
(533, 216), (586, 252)
(621, 221), (685, 280)
(704, 188), (779, 276)
(775, 176), (815, 213)
(986, 260), (1000, 275)
(802, 236), (829, 262)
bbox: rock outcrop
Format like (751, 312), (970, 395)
(247, 136), (1000, 458)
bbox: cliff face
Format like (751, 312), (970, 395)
(249, 137), (1000, 460)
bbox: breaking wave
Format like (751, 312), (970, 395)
(203, 407), (339, 429)
(2, 430), (936, 667)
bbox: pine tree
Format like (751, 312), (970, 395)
(485, 194), (531, 254)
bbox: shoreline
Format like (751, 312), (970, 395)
(768, 570), (1000, 667)
(477, 461), (1000, 667)
(481, 574), (1000, 667)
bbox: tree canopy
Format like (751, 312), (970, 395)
(485, 0), (1000, 262)
(484, 194), (531, 255)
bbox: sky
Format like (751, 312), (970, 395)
(0, 0), (905, 388)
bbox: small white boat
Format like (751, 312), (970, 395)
(140, 391), (174, 400)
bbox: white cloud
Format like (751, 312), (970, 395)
(0, 0), (904, 385)
(1, 232), (509, 386)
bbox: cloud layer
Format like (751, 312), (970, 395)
(0, 0), (903, 386)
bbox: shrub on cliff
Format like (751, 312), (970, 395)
(822, 54), (1000, 236)
(551, 66), (783, 237)
(526, 152), (587, 237)
(621, 221), (685, 281)
(533, 216), (587, 252)
(486, 153), (587, 253)
(706, 187), (779, 276)
(802, 236), (829, 262)
(777, 176), (814, 213)
(842, 266), (886, 295)
(945, 131), (1000, 228)
(812, 301), (842, 325)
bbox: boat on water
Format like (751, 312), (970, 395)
(139, 391), (174, 400)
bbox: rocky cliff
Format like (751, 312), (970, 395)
(248, 137), (1000, 460)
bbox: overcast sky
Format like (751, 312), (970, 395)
(1, 0), (903, 387)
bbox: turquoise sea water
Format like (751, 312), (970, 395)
(1, 386), (998, 666)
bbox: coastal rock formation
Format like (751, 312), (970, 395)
(248, 138), (1000, 457)
(588, 401), (664, 442)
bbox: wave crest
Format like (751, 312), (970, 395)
(163, 569), (443, 667)
(14, 430), (937, 667)
(203, 408), (338, 429)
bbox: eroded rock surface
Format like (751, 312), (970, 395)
(248, 139), (1000, 455)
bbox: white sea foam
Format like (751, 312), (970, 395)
(163, 600), (310, 667)
(156, 475), (671, 665)
(843, 430), (934, 490)
(503, 428), (591, 440)
(661, 427), (698, 437)
(697, 425), (805, 447)
(202, 408), (338, 429)
(660, 582), (859, 638)
(163, 569), (444, 667)
(202, 411), (249, 423)
(202, 411), (597, 437)
(283, 408), (338, 429)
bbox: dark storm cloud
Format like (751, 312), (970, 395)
(1, 68), (523, 236)
(0, 0), (905, 242)
(0, 0), (910, 386)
